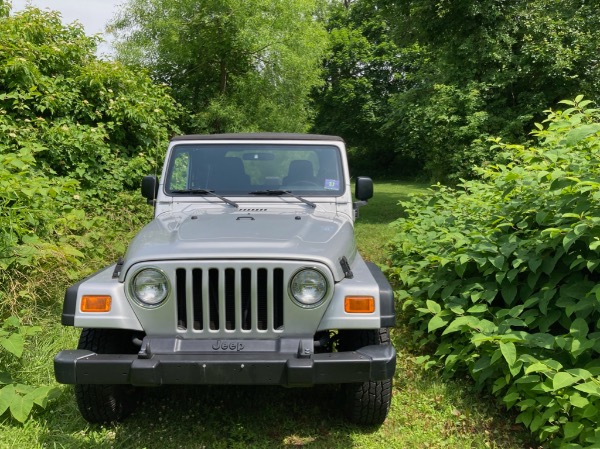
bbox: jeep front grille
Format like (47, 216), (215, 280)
(174, 267), (285, 333)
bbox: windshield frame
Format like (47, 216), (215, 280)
(163, 143), (346, 198)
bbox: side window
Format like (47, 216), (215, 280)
(169, 152), (189, 190)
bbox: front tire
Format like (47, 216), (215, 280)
(338, 328), (393, 426)
(75, 328), (139, 424)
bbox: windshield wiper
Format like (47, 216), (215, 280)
(170, 189), (238, 208)
(249, 190), (316, 208)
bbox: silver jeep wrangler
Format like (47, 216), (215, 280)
(54, 133), (396, 426)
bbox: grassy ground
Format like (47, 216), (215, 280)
(0, 182), (538, 449)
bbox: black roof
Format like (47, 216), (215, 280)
(170, 133), (344, 142)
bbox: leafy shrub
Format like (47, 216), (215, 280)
(388, 97), (600, 447)
(0, 133), (83, 271)
(0, 6), (180, 199)
(0, 316), (59, 422)
(0, 5), (178, 283)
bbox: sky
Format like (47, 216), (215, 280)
(10, 0), (123, 56)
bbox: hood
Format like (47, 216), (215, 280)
(120, 208), (357, 281)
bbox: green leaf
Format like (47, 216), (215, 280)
(525, 333), (554, 349)
(9, 391), (34, 423)
(501, 284), (517, 305)
(568, 393), (589, 408)
(0, 385), (17, 416)
(574, 381), (600, 397)
(500, 342), (517, 366)
(566, 368), (593, 380)
(0, 372), (12, 385)
(530, 412), (547, 432)
(3, 316), (20, 329)
(565, 124), (600, 145)
(509, 360), (523, 376)
(570, 318), (589, 338)
(563, 421), (584, 440)
(0, 333), (24, 358)
(428, 314), (448, 332)
(426, 300), (441, 314)
(528, 257), (543, 273)
(563, 232), (578, 252)
(442, 316), (480, 335)
(516, 408), (534, 427)
(490, 255), (505, 270)
(28, 385), (57, 408)
(552, 372), (578, 391)
(467, 304), (488, 313)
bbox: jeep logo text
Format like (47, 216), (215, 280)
(212, 340), (245, 351)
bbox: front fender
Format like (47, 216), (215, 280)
(317, 255), (396, 331)
(62, 265), (143, 331)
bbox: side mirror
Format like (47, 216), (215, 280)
(141, 176), (159, 204)
(355, 176), (373, 201)
(353, 177), (373, 220)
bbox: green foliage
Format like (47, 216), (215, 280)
(312, 0), (411, 173)
(388, 98), (600, 447)
(0, 131), (83, 272)
(0, 316), (59, 423)
(320, 0), (600, 182)
(0, 5), (180, 197)
(385, 82), (497, 181)
(0, 6), (179, 278)
(110, 0), (328, 134)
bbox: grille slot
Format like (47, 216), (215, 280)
(175, 267), (285, 333)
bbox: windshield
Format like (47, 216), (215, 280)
(165, 143), (345, 196)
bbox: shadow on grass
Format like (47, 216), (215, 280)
(38, 385), (366, 449)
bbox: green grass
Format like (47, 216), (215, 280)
(354, 181), (428, 264)
(0, 181), (538, 449)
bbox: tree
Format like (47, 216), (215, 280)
(311, 0), (418, 174)
(109, 0), (329, 134)
(383, 0), (600, 181)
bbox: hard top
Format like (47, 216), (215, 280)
(170, 133), (345, 142)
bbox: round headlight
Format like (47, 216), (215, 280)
(131, 268), (169, 307)
(290, 269), (328, 307)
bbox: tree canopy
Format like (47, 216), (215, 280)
(312, 0), (600, 180)
(109, 0), (329, 134)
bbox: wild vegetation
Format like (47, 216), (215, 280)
(0, 3), (177, 422)
(1, 0), (600, 447)
(388, 99), (600, 447)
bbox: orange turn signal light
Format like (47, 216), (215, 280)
(344, 296), (375, 313)
(81, 295), (112, 313)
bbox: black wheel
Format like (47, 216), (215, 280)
(338, 328), (393, 426)
(75, 328), (139, 424)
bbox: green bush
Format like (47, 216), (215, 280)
(0, 6), (180, 199)
(0, 5), (179, 279)
(388, 97), (600, 447)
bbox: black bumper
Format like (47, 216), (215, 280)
(54, 344), (396, 387)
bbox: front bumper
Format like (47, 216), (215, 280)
(54, 340), (396, 387)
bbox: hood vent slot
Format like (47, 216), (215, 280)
(238, 208), (269, 213)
